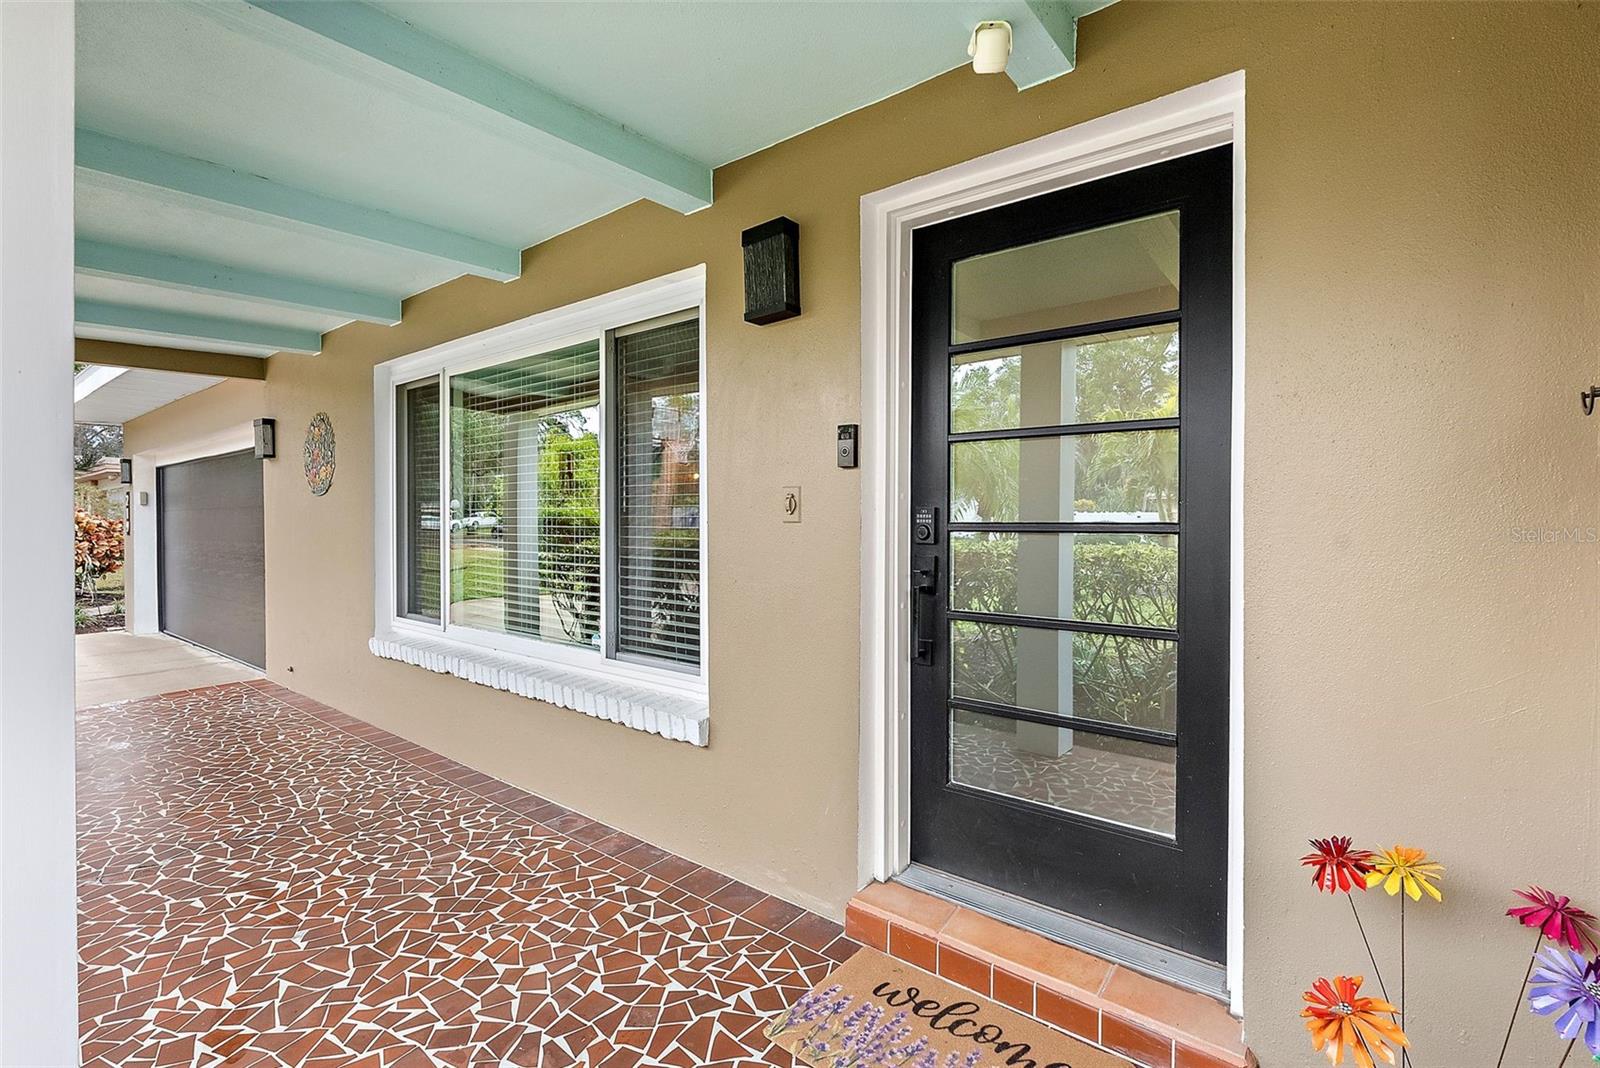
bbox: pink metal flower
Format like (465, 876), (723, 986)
(1509, 887), (1600, 953)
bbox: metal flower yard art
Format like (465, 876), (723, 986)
(1302, 975), (1408, 1068)
(1299, 836), (1401, 1050)
(1302, 839), (1600, 1066)
(1364, 845), (1442, 1067)
(1526, 948), (1600, 1063)
(1511, 889), (1600, 955)
(1299, 838), (1445, 1067)
(1499, 889), (1600, 1066)
(1304, 836), (1377, 895)
(1366, 847), (1444, 903)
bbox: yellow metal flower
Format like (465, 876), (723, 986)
(1365, 845), (1443, 902)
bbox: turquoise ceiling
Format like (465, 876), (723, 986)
(75, 0), (1113, 358)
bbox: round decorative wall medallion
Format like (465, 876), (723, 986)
(303, 412), (336, 496)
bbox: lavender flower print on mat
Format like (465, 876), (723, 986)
(765, 948), (1130, 1068)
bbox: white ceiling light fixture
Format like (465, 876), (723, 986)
(967, 20), (1013, 75)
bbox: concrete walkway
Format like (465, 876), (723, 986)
(75, 630), (259, 708)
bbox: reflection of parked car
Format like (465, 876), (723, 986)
(456, 512), (500, 533)
(415, 506), (500, 534)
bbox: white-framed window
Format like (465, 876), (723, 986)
(372, 267), (709, 742)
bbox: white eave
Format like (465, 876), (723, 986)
(73, 365), (225, 425)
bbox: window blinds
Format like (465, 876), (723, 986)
(614, 318), (701, 667)
(400, 379), (440, 622)
(448, 341), (602, 649)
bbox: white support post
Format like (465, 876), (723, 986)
(0, 2), (81, 1065)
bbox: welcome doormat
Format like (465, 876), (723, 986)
(766, 948), (1127, 1068)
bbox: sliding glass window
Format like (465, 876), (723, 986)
(394, 310), (702, 674)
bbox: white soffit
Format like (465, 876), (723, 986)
(73, 366), (227, 425)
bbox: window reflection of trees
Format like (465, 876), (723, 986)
(949, 326), (1180, 732)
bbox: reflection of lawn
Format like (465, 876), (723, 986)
(450, 542), (503, 603)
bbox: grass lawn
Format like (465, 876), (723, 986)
(449, 542), (503, 603)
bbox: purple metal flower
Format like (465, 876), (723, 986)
(1528, 946), (1600, 1056)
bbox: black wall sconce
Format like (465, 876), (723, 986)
(253, 418), (277, 460)
(118, 458), (133, 485)
(742, 216), (800, 325)
(1582, 387), (1599, 416)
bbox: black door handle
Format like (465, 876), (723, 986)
(911, 554), (938, 665)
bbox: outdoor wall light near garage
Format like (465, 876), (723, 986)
(118, 458), (133, 484)
(253, 418), (277, 460)
(968, 20), (1013, 75)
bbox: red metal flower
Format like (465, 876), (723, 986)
(1302, 837), (1377, 894)
(1509, 887), (1600, 953)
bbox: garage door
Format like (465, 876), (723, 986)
(157, 449), (265, 669)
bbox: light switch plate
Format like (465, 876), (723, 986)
(782, 485), (801, 523)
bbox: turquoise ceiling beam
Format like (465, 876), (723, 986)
(75, 300), (324, 355)
(218, 1), (712, 214)
(75, 239), (402, 326)
(971, 1), (1118, 90)
(75, 129), (523, 281)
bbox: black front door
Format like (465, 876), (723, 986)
(909, 146), (1231, 962)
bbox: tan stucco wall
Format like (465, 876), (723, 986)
(122, 4), (1599, 1061)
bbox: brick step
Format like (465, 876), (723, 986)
(845, 881), (1253, 1068)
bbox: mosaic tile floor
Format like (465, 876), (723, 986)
(77, 680), (858, 1068)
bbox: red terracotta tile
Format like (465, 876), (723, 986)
(1099, 967), (1244, 1057)
(848, 881), (957, 936)
(782, 913), (845, 953)
(1036, 986), (1098, 1043)
(820, 936), (862, 964)
(937, 944), (992, 997)
(1102, 1012), (1175, 1068)
(76, 681), (850, 1068)
(940, 907), (1111, 999)
(844, 903), (889, 952)
(706, 879), (766, 915)
(887, 924), (938, 972)
(645, 855), (699, 883)
(745, 896), (806, 934)
(675, 866), (732, 898)
(1176, 1044), (1251, 1068)
(992, 968), (1035, 1015)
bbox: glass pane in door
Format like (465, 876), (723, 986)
(949, 531), (1177, 627)
(950, 620), (1177, 733)
(950, 707), (1176, 836)
(950, 430), (1178, 523)
(950, 323), (1179, 432)
(951, 211), (1179, 344)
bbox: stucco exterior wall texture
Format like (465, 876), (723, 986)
(123, 4), (1599, 1061)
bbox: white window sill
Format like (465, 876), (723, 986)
(369, 632), (709, 746)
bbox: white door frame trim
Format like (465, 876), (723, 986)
(128, 424), (259, 636)
(856, 70), (1247, 1014)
